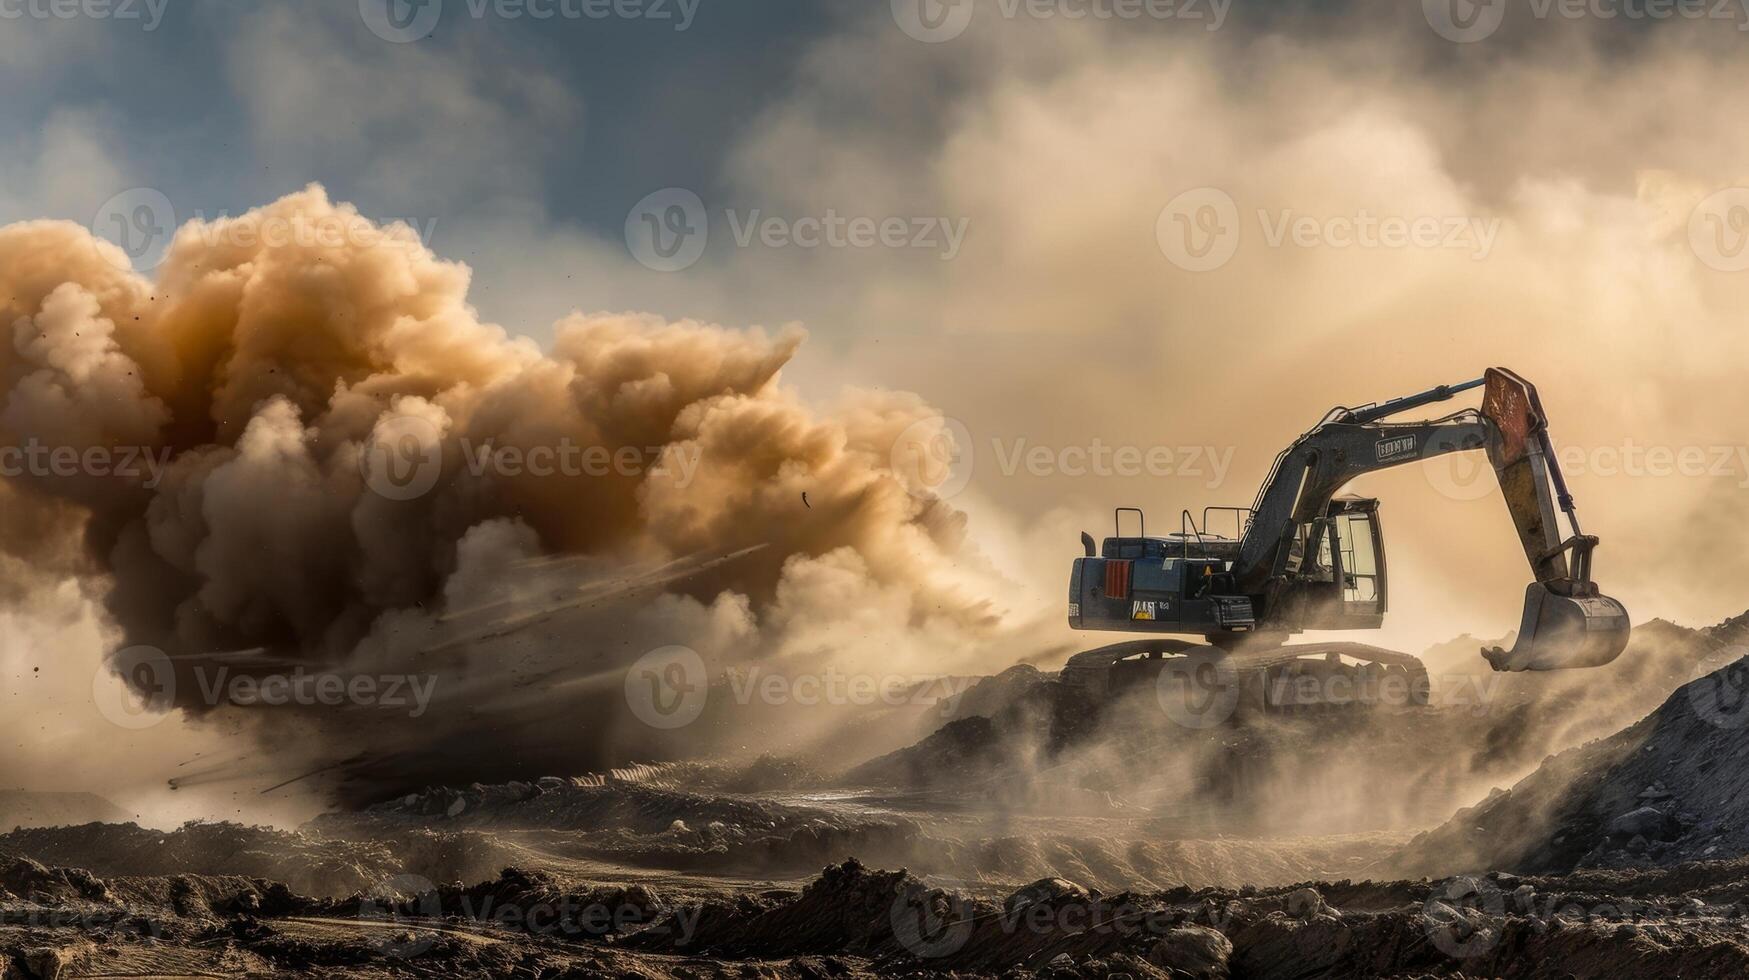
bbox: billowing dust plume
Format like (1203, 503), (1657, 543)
(0, 186), (1031, 810)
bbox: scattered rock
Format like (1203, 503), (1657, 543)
(1285, 887), (1332, 920)
(1146, 924), (1232, 979)
(1004, 877), (1090, 914)
(23, 948), (70, 980)
(1609, 807), (1670, 840)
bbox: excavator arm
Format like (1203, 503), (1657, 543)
(1234, 367), (1630, 671)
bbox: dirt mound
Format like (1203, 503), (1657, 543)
(621, 858), (1749, 978)
(942, 664), (1053, 721)
(841, 612), (1746, 841)
(0, 857), (113, 905)
(0, 821), (523, 898)
(1399, 653), (1749, 876)
(626, 858), (920, 958)
(847, 715), (1007, 788)
(0, 791), (129, 829)
(342, 775), (832, 832)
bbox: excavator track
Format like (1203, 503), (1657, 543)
(1061, 638), (1431, 715)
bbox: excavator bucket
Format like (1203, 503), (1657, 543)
(1484, 582), (1630, 671)
(1477, 368), (1631, 671)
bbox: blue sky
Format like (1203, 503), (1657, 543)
(2, 0), (838, 232)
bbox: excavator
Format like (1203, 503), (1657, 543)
(1064, 368), (1631, 712)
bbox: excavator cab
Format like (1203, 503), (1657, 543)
(1284, 496), (1387, 631)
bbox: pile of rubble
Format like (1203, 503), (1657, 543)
(0, 821), (522, 899)
(1398, 652), (1749, 876)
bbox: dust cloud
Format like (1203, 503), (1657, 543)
(0, 188), (1038, 815)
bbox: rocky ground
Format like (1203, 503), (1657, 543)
(5, 613), (1749, 977)
(4, 848), (1749, 978)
